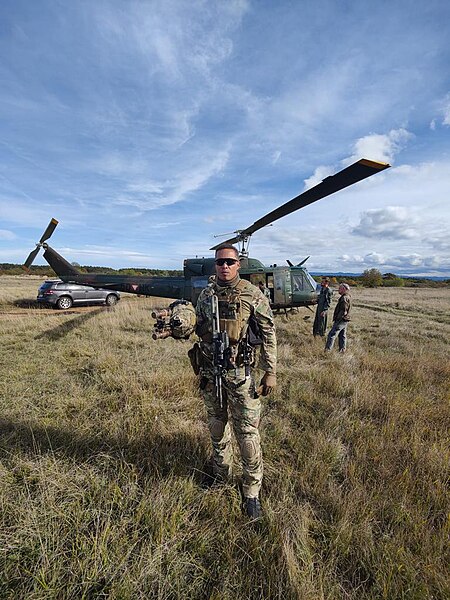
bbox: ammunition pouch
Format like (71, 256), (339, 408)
(219, 318), (241, 344)
(247, 313), (263, 346)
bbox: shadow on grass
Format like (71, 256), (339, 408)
(13, 298), (46, 309)
(34, 308), (104, 341)
(0, 418), (210, 483)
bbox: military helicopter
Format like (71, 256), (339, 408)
(24, 158), (389, 309)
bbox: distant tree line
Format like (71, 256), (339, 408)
(314, 268), (450, 288)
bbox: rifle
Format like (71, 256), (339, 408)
(211, 293), (230, 409)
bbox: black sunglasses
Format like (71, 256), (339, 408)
(215, 258), (239, 266)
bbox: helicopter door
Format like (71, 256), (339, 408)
(272, 270), (285, 305)
(271, 268), (292, 306)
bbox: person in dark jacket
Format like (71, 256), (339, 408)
(325, 283), (352, 353)
(313, 277), (331, 336)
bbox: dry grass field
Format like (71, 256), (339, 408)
(0, 276), (449, 599)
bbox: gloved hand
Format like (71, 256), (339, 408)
(257, 372), (276, 396)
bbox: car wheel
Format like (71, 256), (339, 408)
(105, 294), (118, 306)
(56, 296), (73, 310)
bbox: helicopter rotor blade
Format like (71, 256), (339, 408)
(24, 246), (41, 269)
(211, 235), (241, 248)
(211, 158), (389, 249)
(39, 218), (59, 243)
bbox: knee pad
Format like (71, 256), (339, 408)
(209, 417), (226, 440)
(241, 437), (258, 463)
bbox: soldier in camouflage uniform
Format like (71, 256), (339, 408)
(195, 244), (277, 518)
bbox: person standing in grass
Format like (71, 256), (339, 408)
(313, 276), (331, 337)
(325, 283), (352, 353)
(193, 244), (277, 519)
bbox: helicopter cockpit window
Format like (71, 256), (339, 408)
(292, 273), (305, 291)
(305, 271), (318, 290)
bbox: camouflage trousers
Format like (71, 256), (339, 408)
(200, 367), (262, 498)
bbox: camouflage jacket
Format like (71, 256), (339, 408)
(195, 276), (277, 374)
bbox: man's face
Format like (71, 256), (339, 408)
(338, 284), (346, 295)
(321, 280), (329, 288)
(215, 248), (240, 282)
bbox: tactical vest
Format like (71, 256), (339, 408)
(219, 279), (248, 344)
(199, 280), (248, 345)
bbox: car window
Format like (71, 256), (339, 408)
(68, 284), (88, 291)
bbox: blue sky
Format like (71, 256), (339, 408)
(1, 0), (449, 276)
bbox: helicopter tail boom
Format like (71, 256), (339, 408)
(42, 245), (82, 277)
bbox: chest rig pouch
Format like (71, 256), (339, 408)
(217, 281), (246, 344)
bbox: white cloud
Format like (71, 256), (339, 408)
(390, 253), (423, 267)
(340, 254), (364, 265)
(338, 251), (450, 273)
(365, 252), (386, 265)
(351, 206), (420, 239)
(302, 127), (413, 193)
(428, 232), (450, 252)
(304, 165), (335, 190)
(345, 128), (413, 165)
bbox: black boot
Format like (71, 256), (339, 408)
(200, 463), (233, 489)
(244, 497), (262, 519)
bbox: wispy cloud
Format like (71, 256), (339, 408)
(441, 92), (450, 126)
(0, 230), (16, 240)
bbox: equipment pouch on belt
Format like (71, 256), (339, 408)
(188, 342), (202, 375)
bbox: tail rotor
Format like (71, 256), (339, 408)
(23, 218), (59, 269)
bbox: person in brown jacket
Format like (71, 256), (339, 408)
(325, 283), (352, 353)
